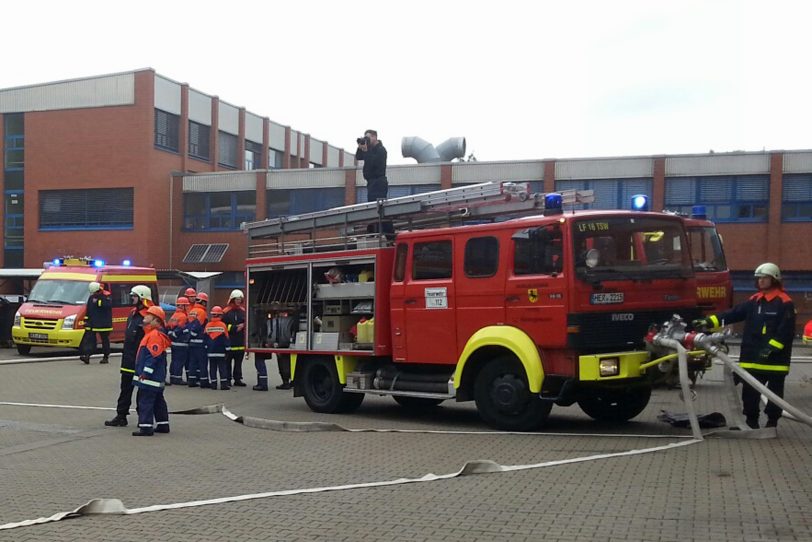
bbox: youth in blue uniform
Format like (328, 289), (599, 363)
(204, 306), (230, 390)
(167, 296), (190, 385)
(132, 306), (172, 436)
(186, 308), (207, 388)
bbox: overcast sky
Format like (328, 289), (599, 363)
(3, 1), (810, 164)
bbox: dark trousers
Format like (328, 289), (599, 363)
(226, 349), (244, 382)
(742, 371), (786, 421)
(136, 387), (168, 431)
(81, 330), (110, 358)
(255, 354), (268, 388)
(208, 356), (229, 389)
(115, 371), (135, 418)
(169, 345), (188, 384)
(277, 353), (291, 383)
(188, 347), (207, 386)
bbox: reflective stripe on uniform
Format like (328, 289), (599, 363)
(171, 343), (188, 347)
(89, 327), (113, 332)
(207, 353), (226, 358)
(709, 315), (720, 328)
(120, 368), (136, 374)
(133, 378), (164, 387)
(768, 338), (784, 350)
(144, 367), (154, 374)
(227, 346), (245, 351)
(740, 362), (790, 373)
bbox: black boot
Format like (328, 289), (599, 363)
(132, 429), (154, 436)
(80, 355), (90, 364)
(253, 384), (268, 391)
(155, 425), (170, 434)
(276, 381), (292, 390)
(746, 417), (760, 429)
(100, 357), (109, 364)
(233, 380), (247, 387)
(765, 418), (778, 428)
(105, 416), (128, 427)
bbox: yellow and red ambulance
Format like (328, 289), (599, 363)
(11, 257), (158, 355)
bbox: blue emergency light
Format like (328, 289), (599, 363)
(631, 194), (649, 212)
(122, 259), (132, 266)
(543, 193), (563, 216)
(691, 205), (707, 219)
(52, 258), (62, 267)
(93, 259), (105, 268)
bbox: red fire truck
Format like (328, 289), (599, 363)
(683, 209), (732, 314)
(243, 183), (704, 430)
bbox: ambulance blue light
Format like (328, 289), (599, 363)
(631, 194), (649, 211)
(122, 259), (132, 266)
(543, 193), (563, 216)
(691, 205), (707, 219)
(93, 259), (105, 268)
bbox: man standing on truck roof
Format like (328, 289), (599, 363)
(80, 282), (112, 364)
(355, 129), (388, 201)
(105, 285), (153, 428)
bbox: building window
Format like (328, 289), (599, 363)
(40, 188), (134, 230)
(665, 175), (768, 223)
(188, 121), (210, 161)
(556, 178), (652, 210)
(154, 109), (179, 152)
(413, 241), (453, 280)
(464, 237), (499, 278)
(782, 174), (812, 222)
(183, 191), (256, 231)
(356, 184), (439, 203)
(245, 140), (263, 170)
(4, 113), (24, 171)
(218, 131), (238, 169)
(267, 188), (345, 218)
(268, 148), (284, 169)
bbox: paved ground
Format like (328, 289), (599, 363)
(1, 345), (812, 541)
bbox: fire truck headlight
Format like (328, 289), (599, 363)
(599, 357), (620, 377)
(13, 311), (21, 327)
(62, 315), (76, 330)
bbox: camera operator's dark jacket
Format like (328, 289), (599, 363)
(85, 290), (113, 331)
(356, 141), (388, 200)
(709, 288), (796, 373)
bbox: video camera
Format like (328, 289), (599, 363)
(357, 136), (370, 145)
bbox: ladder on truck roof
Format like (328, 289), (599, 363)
(243, 181), (594, 257)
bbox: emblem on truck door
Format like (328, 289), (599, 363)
(527, 289), (538, 303)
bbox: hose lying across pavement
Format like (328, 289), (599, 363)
(0, 400), (701, 531)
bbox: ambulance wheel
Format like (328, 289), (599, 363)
(474, 356), (551, 431)
(301, 358), (364, 413)
(393, 396), (444, 409)
(578, 386), (652, 422)
(16, 344), (31, 355)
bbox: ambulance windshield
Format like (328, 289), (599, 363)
(28, 280), (91, 305)
(573, 217), (692, 280)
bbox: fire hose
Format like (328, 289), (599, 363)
(649, 315), (812, 438)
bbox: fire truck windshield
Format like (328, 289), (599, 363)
(28, 280), (91, 305)
(688, 226), (727, 272)
(573, 217), (692, 280)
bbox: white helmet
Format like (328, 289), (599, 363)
(229, 289), (244, 302)
(88, 281), (101, 293)
(754, 262), (781, 283)
(129, 284), (153, 302)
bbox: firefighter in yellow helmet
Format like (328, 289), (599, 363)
(693, 263), (796, 429)
(223, 289), (247, 386)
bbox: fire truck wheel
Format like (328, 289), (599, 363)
(577, 386), (652, 422)
(16, 344), (31, 355)
(474, 356), (552, 431)
(393, 396), (444, 409)
(301, 358), (365, 413)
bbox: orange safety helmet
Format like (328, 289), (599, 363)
(146, 305), (166, 324)
(196, 292), (209, 303)
(210, 305), (224, 317)
(185, 287), (197, 297)
(176, 296), (190, 306)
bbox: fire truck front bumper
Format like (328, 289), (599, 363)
(12, 325), (85, 348)
(578, 351), (651, 381)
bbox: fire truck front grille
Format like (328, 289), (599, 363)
(567, 308), (701, 353)
(22, 318), (58, 330)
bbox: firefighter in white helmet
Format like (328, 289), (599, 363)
(693, 263), (796, 429)
(222, 289), (247, 386)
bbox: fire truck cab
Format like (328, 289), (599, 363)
(682, 206), (732, 314)
(12, 257), (158, 355)
(245, 185), (702, 430)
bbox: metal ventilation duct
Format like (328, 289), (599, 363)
(402, 136), (466, 163)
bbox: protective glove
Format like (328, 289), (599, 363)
(758, 346), (774, 363)
(691, 318), (711, 330)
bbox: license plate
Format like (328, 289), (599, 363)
(29, 333), (48, 340)
(590, 292), (624, 305)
